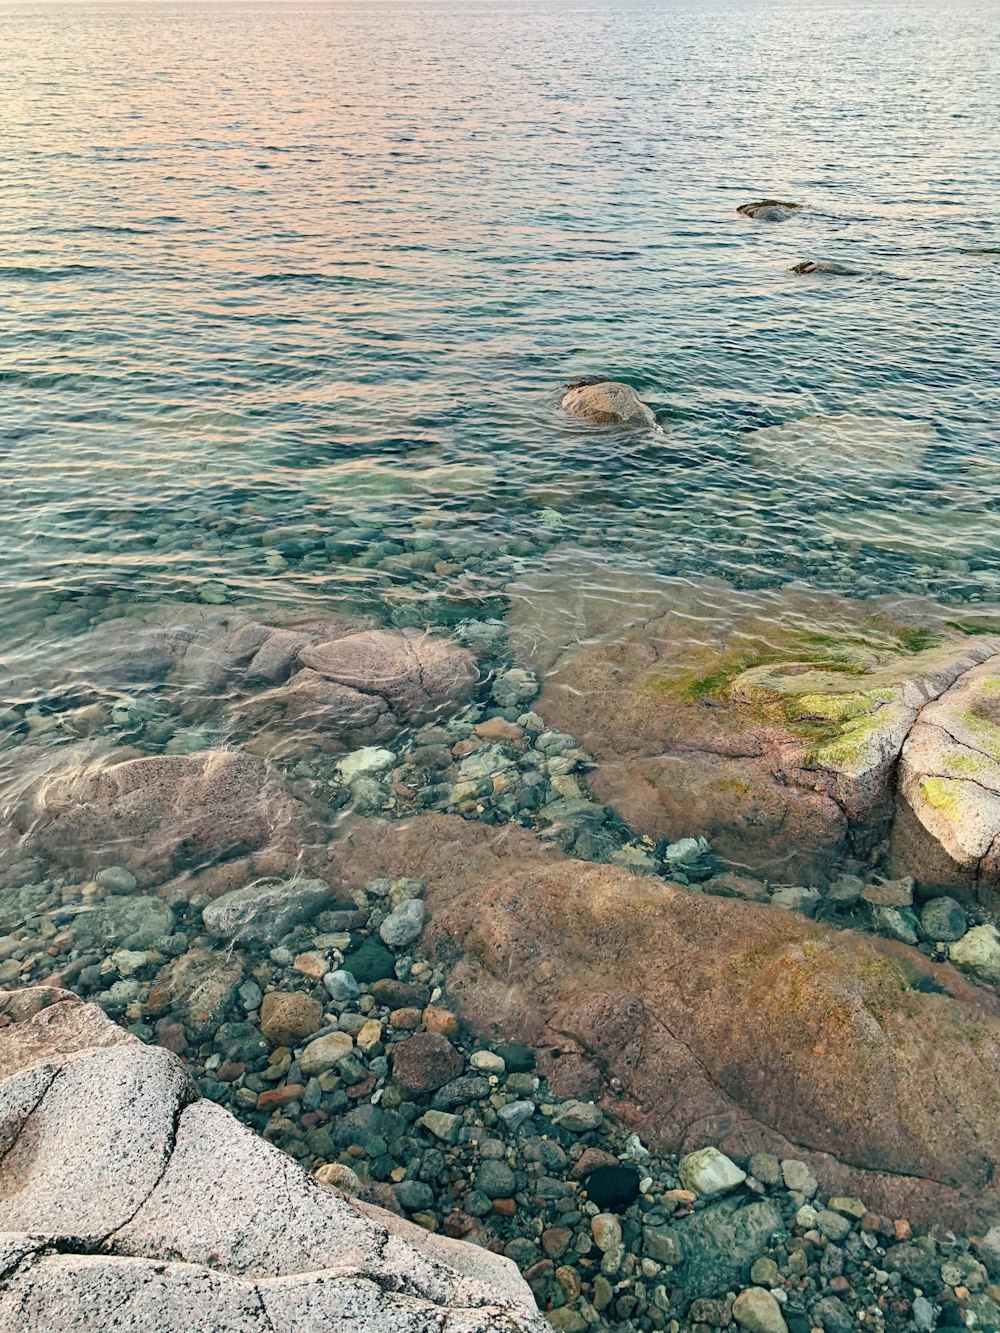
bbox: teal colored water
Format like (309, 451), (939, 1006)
(1, 0), (999, 747)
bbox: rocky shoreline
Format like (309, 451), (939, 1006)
(4, 577), (1000, 1329)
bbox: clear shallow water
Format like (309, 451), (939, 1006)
(1, 0), (999, 788)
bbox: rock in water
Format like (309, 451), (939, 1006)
(585, 1164), (641, 1211)
(560, 380), (658, 429)
(732, 1286), (788, 1333)
(332, 812), (1000, 1227)
(202, 878), (332, 946)
(791, 259), (866, 275)
(736, 199), (802, 221)
(0, 987), (546, 1331)
(679, 1146), (747, 1198)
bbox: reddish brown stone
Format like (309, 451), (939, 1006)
(216, 1059), (245, 1083)
(153, 1020), (187, 1055)
(492, 1198), (516, 1218)
(346, 1074), (377, 1100)
(570, 1148), (619, 1180)
(328, 813), (1000, 1231)
(541, 1227), (572, 1259)
(257, 1084), (306, 1111)
(391, 1032), (463, 1097)
(260, 991), (323, 1046)
(423, 1006), (459, 1036)
(389, 1007), (423, 1031)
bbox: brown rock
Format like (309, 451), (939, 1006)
(391, 1032), (463, 1097)
(570, 1147), (620, 1180)
(423, 1006), (459, 1036)
(298, 628), (477, 725)
(506, 564), (999, 883)
(259, 992), (323, 1046)
(4, 748), (309, 889)
(371, 979), (430, 1009)
(329, 813), (1000, 1230)
(476, 719), (525, 744)
(389, 1007), (423, 1031)
(293, 952), (329, 982)
(257, 1084), (306, 1111)
(541, 1227), (573, 1259)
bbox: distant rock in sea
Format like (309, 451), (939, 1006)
(737, 199), (803, 221)
(561, 379), (658, 429)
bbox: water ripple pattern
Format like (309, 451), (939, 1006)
(1, 0), (999, 677)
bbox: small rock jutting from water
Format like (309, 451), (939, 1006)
(560, 379), (659, 429)
(736, 199), (802, 221)
(790, 259), (866, 276)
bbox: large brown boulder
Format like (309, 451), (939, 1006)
(0, 986), (544, 1332)
(506, 560), (1000, 885)
(327, 814), (1000, 1229)
(3, 747), (311, 889)
(297, 628), (478, 724)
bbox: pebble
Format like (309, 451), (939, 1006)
(733, 1286), (789, 1333)
(678, 1146), (747, 1198)
(324, 969), (361, 1002)
(298, 1031), (354, 1076)
(379, 897), (427, 948)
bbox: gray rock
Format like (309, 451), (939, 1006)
(884, 1242), (942, 1290)
(498, 1100), (535, 1131)
(74, 896), (175, 950)
(811, 1295), (854, 1333)
(912, 1295), (936, 1332)
(920, 896), (967, 942)
(872, 904), (921, 945)
(203, 878), (331, 946)
(378, 897), (427, 949)
(672, 1198), (783, 1302)
(323, 969), (361, 1002)
(476, 1160), (517, 1199)
(394, 1180), (435, 1212)
(0, 986), (547, 1331)
(550, 1099), (603, 1132)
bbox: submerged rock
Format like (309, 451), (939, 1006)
(560, 380), (658, 429)
(506, 561), (1000, 893)
(298, 628), (478, 725)
(742, 413), (936, 480)
(4, 748), (310, 890)
(0, 986), (545, 1331)
(329, 813), (1000, 1227)
(203, 877), (332, 946)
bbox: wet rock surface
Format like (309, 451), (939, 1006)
(561, 380), (659, 429)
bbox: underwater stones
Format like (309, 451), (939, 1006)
(298, 628), (477, 725)
(392, 1032), (463, 1097)
(736, 199), (802, 221)
(672, 1198), (784, 1305)
(7, 748), (306, 889)
(323, 969), (361, 1003)
(584, 1164), (641, 1212)
(948, 925), (1000, 984)
(202, 878), (332, 947)
(732, 1287), (788, 1333)
(742, 413), (936, 481)
(379, 897), (427, 948)
(259, 991), (322, 1046)
(919, 895), (967, 942)
(336, 813), (1000, 1226)
(147, 948), (244, 1040)
(71, 896), (175, 951)
(560, 380), (658, 429)
(338, 746), (396, 782)
(231, 668), (393, 749)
